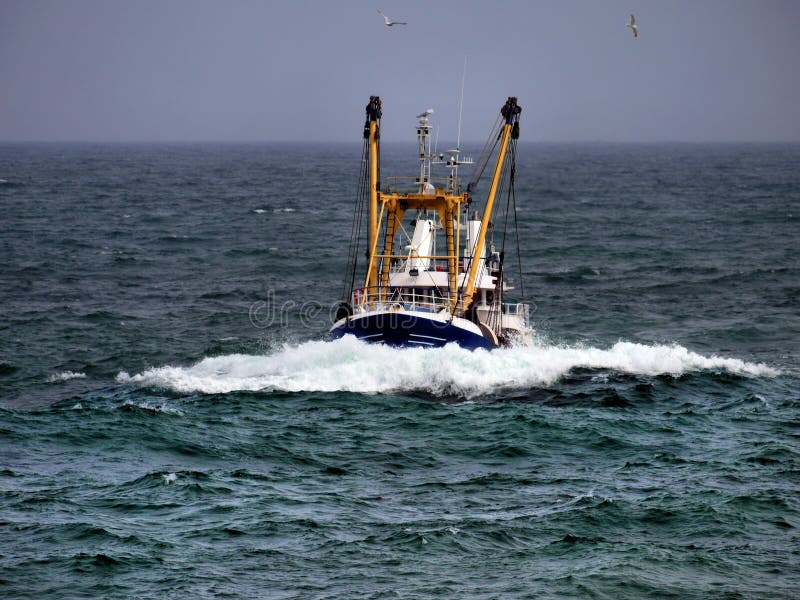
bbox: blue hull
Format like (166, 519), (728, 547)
(329, 312), (493, 350)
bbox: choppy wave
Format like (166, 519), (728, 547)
(116, 336), (779, 397)
(120, 400), (184, 415)
(253, 207), (295, 214)
(47, 371), (87, 383)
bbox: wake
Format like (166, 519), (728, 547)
(116, 336), (779, 398)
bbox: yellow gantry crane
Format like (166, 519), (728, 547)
(362, 95), (521, 319)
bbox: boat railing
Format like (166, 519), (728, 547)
(501, 302), (531, 328)
(351, 285), (458, 314)
(349, 287), (530, 328)
(383, 176), (455, 195)
(387, 257), (462, 274)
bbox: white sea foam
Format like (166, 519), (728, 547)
(48, 371), (87, 383)
(163, 472), (177, 484)
(254, 207), (295, 214)
(116, 336), (779, 398)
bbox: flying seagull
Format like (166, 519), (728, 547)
(626, 14), (638, 38)
(378, 9), (407, 27)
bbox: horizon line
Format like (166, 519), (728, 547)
(2, 139), (800, 145)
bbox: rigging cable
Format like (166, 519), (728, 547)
(342, 136), (370, 302)
(510, 139), (525, 302)
(466, 115), (503, 195)
(496, 138), (525, 302)
(455, 116), (503, 308)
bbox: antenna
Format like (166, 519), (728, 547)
(416, 108), (434, 193)
(456, 56), (466, 151)
(430, 58), (472, 194)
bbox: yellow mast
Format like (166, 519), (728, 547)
(356, 96), (519, 318)
(365, 96), (381, 294)
(461, 97), (520, 309)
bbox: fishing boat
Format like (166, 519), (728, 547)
(329, 96), (530, 350)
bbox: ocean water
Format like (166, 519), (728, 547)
(1, 141), (799, 598)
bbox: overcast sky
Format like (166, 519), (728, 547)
(1, 0), (798, 142)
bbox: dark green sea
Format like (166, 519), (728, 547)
(1, 142), (799, 598)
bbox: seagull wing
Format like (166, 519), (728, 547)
(630, 14), (636, 25)
(378, 9), (406, 27)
